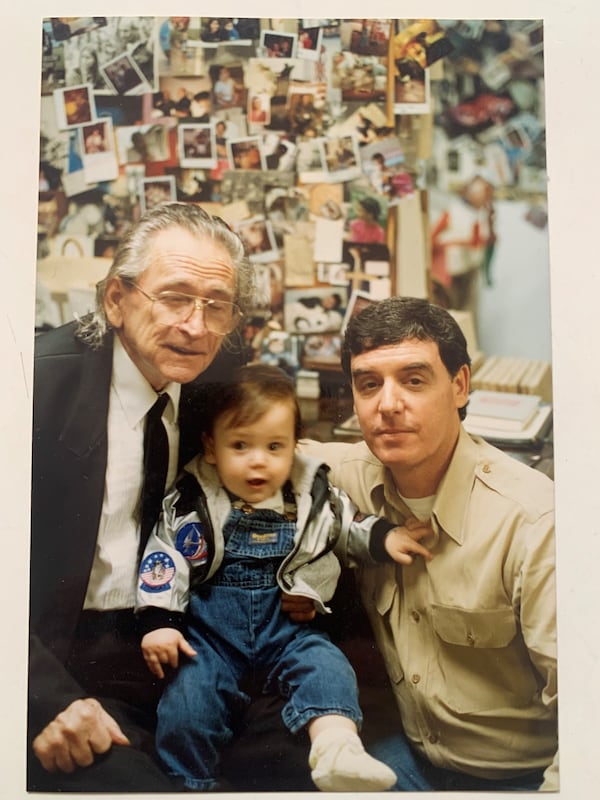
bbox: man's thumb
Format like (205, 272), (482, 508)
(105, 713), (131, 746)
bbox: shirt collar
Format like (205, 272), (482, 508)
(369, 426), (478, 546)
(111, 335), (181, 428)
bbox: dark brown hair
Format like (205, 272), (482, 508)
(205, 363), (303, 440)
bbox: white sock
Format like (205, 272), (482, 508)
(309, 727), (397, 792)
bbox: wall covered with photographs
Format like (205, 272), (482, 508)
(37, 16), (548, 372)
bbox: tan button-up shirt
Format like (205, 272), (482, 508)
(302, 427), (558, 790)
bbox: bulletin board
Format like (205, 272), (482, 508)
(37, 17), (547, 366)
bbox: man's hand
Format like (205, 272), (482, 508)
(141, 627), (197, 679)
(281, 592), (316, 622)
(32, 698), (130, 773)
(385, 519), (433, 565)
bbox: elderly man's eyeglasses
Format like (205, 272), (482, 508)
(132, 284), (241, 335)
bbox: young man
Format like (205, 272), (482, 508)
(28, 203), (255, 791)
(299, 296), (557, 791)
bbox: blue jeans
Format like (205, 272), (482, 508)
(157, 497), (363, 791)
(370, 733), (545, 792)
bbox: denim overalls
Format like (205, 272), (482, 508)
(156, 487), (362, 790)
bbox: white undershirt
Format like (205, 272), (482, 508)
(83, 337), (181, 610)
(397, 491), (435, 523)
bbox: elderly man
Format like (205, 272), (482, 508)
(28, 203), (259, 791)
(299, 296), (557, 791)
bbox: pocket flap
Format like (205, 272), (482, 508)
(430, 603), (516, 648)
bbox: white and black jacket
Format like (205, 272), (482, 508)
(135, 451), (396, 634)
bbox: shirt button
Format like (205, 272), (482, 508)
(483, 464), (491, 473)
(411, 674), (421, 684)
(411, 610), (420, 622)
(428, 733), (439, 744)
(466, 633), (475, 646)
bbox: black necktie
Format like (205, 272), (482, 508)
(140, 393), (169, 554)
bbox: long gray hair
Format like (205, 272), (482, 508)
(76, 202), (255, 348)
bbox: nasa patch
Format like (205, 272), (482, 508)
(175, 522), (208, 563)
(139, 551), (176, 593)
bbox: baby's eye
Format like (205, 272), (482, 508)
(268, 442), (282, 451)
(232, 440), (247, 451)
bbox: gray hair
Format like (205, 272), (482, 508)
(76, 202), (255, 348)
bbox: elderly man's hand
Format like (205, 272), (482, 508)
(281, 592), (316, 622)
(32, 698), (130, 773)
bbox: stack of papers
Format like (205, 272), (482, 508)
(464, 390), (552, 446)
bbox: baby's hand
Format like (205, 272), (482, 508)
(141, 628), (197, 679)
(385, 519), (433, 565)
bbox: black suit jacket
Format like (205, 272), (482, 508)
(28, 321), (245, 737)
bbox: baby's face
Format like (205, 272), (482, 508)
(204, 402), (296, 504)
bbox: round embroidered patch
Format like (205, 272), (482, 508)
(139, 551), (176, 593)
(175, 522), (208, 562)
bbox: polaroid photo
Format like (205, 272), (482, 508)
(317, 261), (350, 286)
(340, 19), (391, 57)
(480, 56), (512, 92)
(521, 20), (544, 55)
(502, 121), (532, 155)
(297, 26), (323, 62)
(258, 330), (301, 370)
(341, 290), (374, 333)
(210, 64), (245, 110)
(288, 83), (327, 137)
(284, 287), (347, 335)
(394, 68), (431, 116)
(165, 166), (213, 203)
(48, 16), (107, 42)
(335, 53), (388, 103)
(139, 175), (177, 214)
(81, 118), (113, 156)
(301, 333), (342, 367)
(101, 52), (148, 95)
(260, 29), (298, 59)
(178, 123), (217, 168)
(80, 117), (118, 183)
(263, 135), (297, 171)
(198, 18), (259, 46)
(296, 139), (328, 184)
(319, 134), (362, 182)
(235, 215), (279, 263)
(247, 92), (271, 130)
(53, 84), (97, 129)
(450, 20), (486, 40)
(115, 122), (172, 165)
(227, 136), (266, 170)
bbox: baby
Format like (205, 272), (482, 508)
(136, 364), (431, 791)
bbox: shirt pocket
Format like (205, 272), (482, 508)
(362, 566), (405, 684)
(430, 603), (539, 712)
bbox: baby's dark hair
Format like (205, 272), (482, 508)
(205, 364), (303, 440)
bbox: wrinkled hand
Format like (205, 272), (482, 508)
(281, 592), (316, 622)
(32, 698), (130, 773)
(141, 628), (197, 679)
(385, 518), (433, 565)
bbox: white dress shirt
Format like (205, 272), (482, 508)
(83, 336), (181, 610)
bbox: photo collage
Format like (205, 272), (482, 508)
(38, 16), (547, 371)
